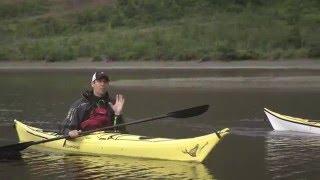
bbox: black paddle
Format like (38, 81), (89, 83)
(0, 104), (210, 153)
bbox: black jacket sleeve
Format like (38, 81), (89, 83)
(59, 99), (87, 136)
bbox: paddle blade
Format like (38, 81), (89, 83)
(0, 141), (34, 153)
(167, 105), (209, 118)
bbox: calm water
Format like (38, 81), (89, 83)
(1, 70), (320, 179)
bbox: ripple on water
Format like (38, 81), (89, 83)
(265, 131), (320, 179)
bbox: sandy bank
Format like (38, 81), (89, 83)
(0, 60), (320, 70)
(112, 76), (320, 90)
(2, 60), (320, 90)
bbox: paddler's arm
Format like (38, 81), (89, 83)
(109, 94), (127, 133)
(60, 100), (85, 137)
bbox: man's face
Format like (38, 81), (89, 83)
(91, 78), (109, 97)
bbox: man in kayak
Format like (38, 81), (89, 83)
(60, 71), (126, 138)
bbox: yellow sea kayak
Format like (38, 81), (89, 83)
(14, 120), (229, 162)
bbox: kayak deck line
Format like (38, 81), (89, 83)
(14, 120), (229, 162)
(25, 130), (49, 140)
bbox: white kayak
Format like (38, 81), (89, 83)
(264, 108), (320, 134)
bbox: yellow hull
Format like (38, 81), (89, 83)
(14, 120), (229, 162)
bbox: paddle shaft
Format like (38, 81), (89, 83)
(0, 104), (210, 152)
(31, 114), (168, 146)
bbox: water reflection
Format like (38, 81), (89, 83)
(265, 131), (320, 179)
(18, 150), (214, 179)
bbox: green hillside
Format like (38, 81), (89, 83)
(0, 0), (319, 61)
